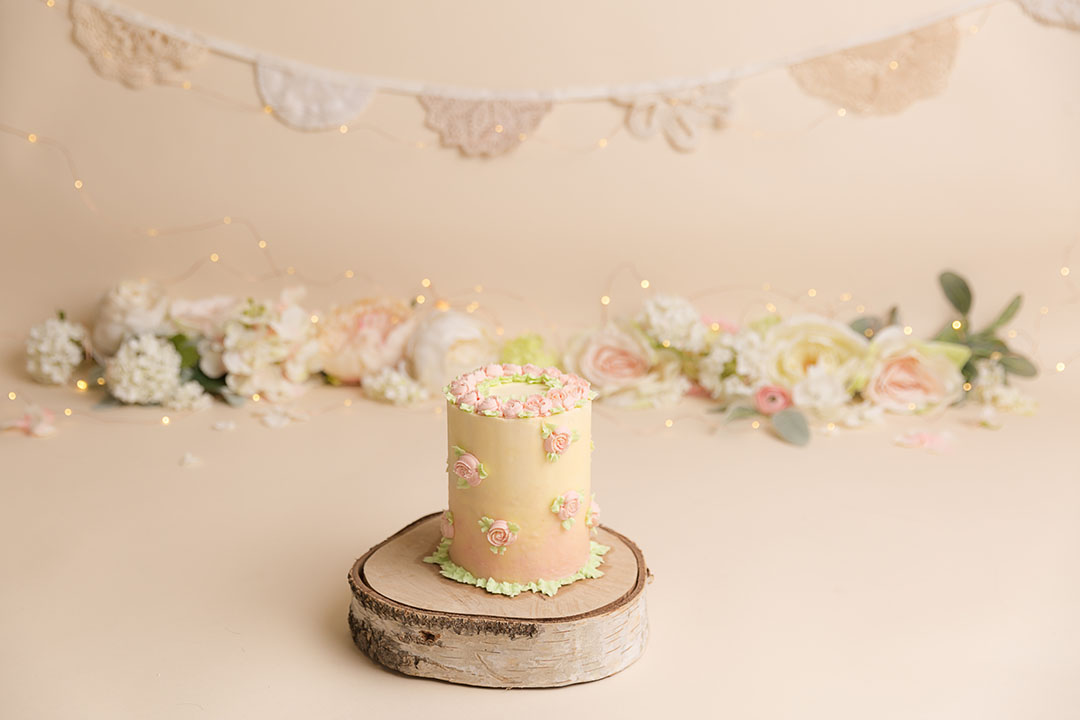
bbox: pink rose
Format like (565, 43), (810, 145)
(587, 498), (601, 528)
(502, 398), (525, 418)
(318, 298), (416, 383)
(483, 363), (504, 378)
(487, 520), (516, 548)
(476, 396), (501, 414)
(542, 366), (562, 379)
(544, 426), (572, 455)
(569, 324), (650, 394)
(465, 370), (486, 386)
(558, 490), (581, 521)
(523, 394), (552, 416)
(448, 379), (469, 399)
(458, 390), (481, 407)
(439, 510), (454, 539)
(864, 328), (967, 414)
(564, 379), (588, 403)
(754, 385), (792, 415)
(546, 387), (569, 407)
(453, 453), (483, 486)
(501, 363), (522, 376)
(521, 363), (542, 377)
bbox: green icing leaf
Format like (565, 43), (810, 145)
(561, 518), (574, 530)
(477, 463), (488, 479)
(571, 429), (581, 442)
(456, 477), (470, 490)
(478, 516), (494, 532)
(541, 423), (554, 438)
(451, 445), (466, 457)
(507, 521), (520, 533)
(550, 497), (563, 513)
(546, 452), (559, 463)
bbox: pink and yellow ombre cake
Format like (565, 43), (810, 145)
(423, 363), (607, 596)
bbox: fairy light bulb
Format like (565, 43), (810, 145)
(258, 240), (267, 249)
(310, 314), (319, 324)
(765, 303), (777, 313)
(7, 391), (15, 400)
(952, 320), (962, 329)
(73, 180), (83, 189)
(837, 108), (847, 117)
(96, 377), (105, 386)
(1061, 267), (1071, 277)
(840, 293), (852, 302)
(855, 304), (865, 313)
(210, 253), (220, 262)
(664, 419), (673, 428)
(963, 382), (972, 392)
(339, 125), (348, 134)
(161, 416), (170, 425)
(64, 408), (72, 416)
(710, 322), (720, 332)
(344, 269), (354, 279)
(415, 294), (426, 304)
(76, 380), (88, 391)
(864, 328), (874, 338)
(27, 133), (37, 143)
(640, 279), (650, 289)
(661, 340), (671, 348)
(344, 398), (352, 407)
(252, 393), (261, 402)
(1057, 362), (1066, 372)
(263, 105), (273, 114)
(223, 216), (232, 224)
(597, 138), (608, 148)
(494, 124), (504, 134)
(903, 326), (913, 335)
(807, 288), (817, 298)
(1040, 306), (1049, 315)
(435, 299), (450, 311)
(421, 278), (431, 288)
(751, 420), (761, 429)
(888, 60), (899, 70)
(600, 295), (611, 306)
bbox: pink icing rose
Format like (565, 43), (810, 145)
(564, 379), (589, 403)
(502, 398), (525, 418)
(440, 510), (454, 539)
(587, 499), (601, 528)
(754, 385), (792, 415)
(558, 490), (581, 521)
(476, 396), (501, 414)
(544, 426), (573, 455)
(545, 387), (569, 407)
(501, 363), (522, 376)
(521, 363), (542, 377)
(483, 363), (504, 378)
(453, 453), (483, 486)
(458, 390), (481, 407)
(448, 379), (469, 399)
(487, 520), (516, 548)
(523, 394), (552, 416)
(465, 370), (486, 386)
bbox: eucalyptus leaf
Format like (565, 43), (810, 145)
(168, 333), (200, 369)
(724, 405), (761, 423)
(984, 294), (1022, 332)
(885, 305), (900, 327)
(771, 408), (810, 446)
(220, 391), (246, 408)
(999, 353), (1038, 378)
(850, 317), (879, 336)
(939, 271), (972, 315)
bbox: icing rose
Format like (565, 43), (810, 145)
(502, 398), (525, 418)
(486, 520), (516, 548)
(545, 387), (569, 407)
(564, 378), (589, 403)
(483, 363), (504, 378)
(523, 394), (552, 416)
(754, 385), (792, 415)
(544, 426), (572, 455)
(521, 363), (542, 377)
(501, 363), (522, 376)
(558, 490), (581, 521)
(465, 370), (486, 386)
(542, 366), (561, 378)
(458, 390), (481, 407)
(453, 453), (483, 486)
(440, 510), (454, 539)
(476, 395), (501, 414)
(587, 498), (602, 528)
(448, 379), (470, 399)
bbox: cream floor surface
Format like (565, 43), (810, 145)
(1, 340), (1078, 719)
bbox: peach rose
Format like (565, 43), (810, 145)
(486, 520), (516, 547)
(458, 390), (481, 407)
(523, 394), (552, 416)
(558, 490), (581, 521)
(754, 385), (792, 415)
(564, 323), (652, 396)
(545, 387), (569, 407)
(521, 363), (542, 377)
(483, 363), (504, 378)
(502, 398), (525, 418)
(544, 426), (572, 455)
(448, 379), (469, 399)
(501, 363), (522, 376)
(439, 510), (454, 539)
(318, 298), (416, 383)
(587, 498), (601, 529)
(453, 453), (482, 486)
(476, 396), (501, 414)
(865, 327), (970, 413)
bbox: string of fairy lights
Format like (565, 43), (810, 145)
(2, 107), (1077, 434)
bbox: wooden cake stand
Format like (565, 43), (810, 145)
(347, 512), (650, 688)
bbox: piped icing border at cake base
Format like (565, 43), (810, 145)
(423, 537), (610, 597)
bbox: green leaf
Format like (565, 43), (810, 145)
(323, 372), (343, 386)
(771, 408), (810, 446)
(884, 306), (900, 327)
(220, 390), (245, 408)
(168, 334), (200, 369)
(724, 405), (760, 423)
(966, 334), (1009, 358)
(939, 271), (972, 315)
(999, 353), (1038, 377)
(93, 394), (123, 409)
(850, 316), (879, 336)
(984, 294), (1022, 332)
(57, 310), (66, 321)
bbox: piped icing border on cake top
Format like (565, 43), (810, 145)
(423, 536), (610, 597)
(443, 363), (598, 418)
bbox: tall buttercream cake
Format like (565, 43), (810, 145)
(424, 363), (607, 596)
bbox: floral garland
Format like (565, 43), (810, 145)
(11, 270), (1037, 445)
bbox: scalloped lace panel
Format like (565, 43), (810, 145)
(418, 97), (552, 156)
(615, 83), (734, 151)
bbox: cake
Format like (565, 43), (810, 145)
(423, 362), (608, 596)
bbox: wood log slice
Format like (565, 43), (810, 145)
(347, 512), (650, 688)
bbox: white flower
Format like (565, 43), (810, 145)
(764, 315), (869, 391)
(864, 327), (969, 413)
(92, 280), (170, 357)
(407, 310), (497, 391)
(2, 405), (58, 437)
(834, 402), (884, 428)
(253, 404), (309, 429)
(166, 380), (212, 412)
(319, 299), (417, 383)
(222, 290), (322, 402)
(792, 363), (851, 412)
(698, 328), (769, 401)
(637, 294), (708, 353)
(362, 365), (429, 406)
(26, 316), (87, 385)
(105, 334), (182, 404)
(170, 295), (238, 378)
(971, 359), (1036, 415)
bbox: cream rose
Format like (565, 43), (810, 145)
(864, 326), (970, 413)
(765, 315), (869, 391)
(564, 323), (652, 396)
(407, 311), (497, 392)
(92, 279), (170, 357)
(319, 299), (415, 384)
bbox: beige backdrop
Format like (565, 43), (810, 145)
(1, 1), (1079, 718)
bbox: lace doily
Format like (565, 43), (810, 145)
(614, 83), (734, 151)
(256, 64), (374, 131)
(70, 0), (207, 89)
(1017, 0), (1080, 30)
(789, 20), (959, 115)
(418, 98), (551, 156)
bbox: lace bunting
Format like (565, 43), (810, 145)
(418, 98), (551, 156)
(70, 0), (207, 89)
(615, 83), (734, 151)
(256, 64), (375, 131)
(789, 21), (960, 116)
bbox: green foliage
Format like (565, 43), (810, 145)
(500, 333), (558, 367)
(771, 408), (810, 446)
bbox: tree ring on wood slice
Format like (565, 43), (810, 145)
(347, 512), (650, 688)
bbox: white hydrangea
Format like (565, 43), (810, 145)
(92, 279), (170, 357)
(26, 316), (87, 385)
(792, 363), (852, 412)
(105, 334), (182, 404)
(698, 329), (768, 401)
(166, 380), (212, 412)
(637, 294), (708, 354)
(971, 359), (1036, 415)
(362, 365), (429, 406)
